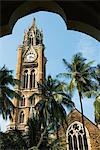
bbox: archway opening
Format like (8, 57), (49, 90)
(0, 11), (99, 132)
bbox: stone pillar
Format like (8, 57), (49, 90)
(38, 44), (44, 84)
(12, 45), (23, 125)
(28, 69), (31, 89)
(43, 56), (47, 81)
(16, 45), (22, 81)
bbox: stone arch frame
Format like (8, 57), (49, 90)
(66, 121), (91, 150)
(1, 1), (100, 41)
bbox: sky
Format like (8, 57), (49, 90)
(0, 11), (100, 131)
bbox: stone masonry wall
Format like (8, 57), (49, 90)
(58, 109), (100, 150)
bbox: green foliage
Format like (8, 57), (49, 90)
(29, 75), (74, 133)
(27, 116), (41, 148)
(57, 52), (96, 136)
(85, 63), (100, 124)
(28, 75), (74, 149)
(94, 96), (100, 124)
(0, 65), (21, 120)
(0, 129), (27, 150)
(58, 53), (96, 96)
(93, 64), (100, 124)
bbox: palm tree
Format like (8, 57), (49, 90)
(94, 96), (100, 124)
(26, 115), (41, 148)
(0, 65), (21, 120)
(93, 64), (100, 124)
(89, 64), (100, 124)
(28, 75), (74, 149)
(84, 64), (100, 124)
(57, 53), (95, 139)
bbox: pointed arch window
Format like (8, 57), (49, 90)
(31, 38), (33, 45)
(30, 95), (35, 105)
(29, 37), (33, 45)
(19, 111), (24, 123)
(21, 95), (25, 106)
(23, 70), (28, 89)
(30, 69), (35, 89)
(67, 121), (91, 150)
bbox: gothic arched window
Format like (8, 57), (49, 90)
(67, 121), (91, 150)
(30, 70), (35, 89)
(19, 111), (24, 123)
(29, 37), (33, 45)
(30, 95), (35, 105)
(23, 70), (28, 89)
(21, 95), (25, 106)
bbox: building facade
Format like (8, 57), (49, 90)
(8, 18), (46, 132)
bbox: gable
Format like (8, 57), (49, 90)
(67, 108), (99, 130)
(66, 108), (100, 150)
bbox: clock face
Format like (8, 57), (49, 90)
(26, 53), (34, 62)
(25, 48), (37, 62)
(25, 47), (37, 62)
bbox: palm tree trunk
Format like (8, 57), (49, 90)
(37, 127), (47, 149)
(78, 92), (87, 143)
(28, 128), (46, 150)
(56, 122), (59, 139)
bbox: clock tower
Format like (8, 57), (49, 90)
(8, 18), (46, 132)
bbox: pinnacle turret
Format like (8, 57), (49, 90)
(23, 17), (43, 47)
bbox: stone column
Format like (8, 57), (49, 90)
(16, 45), (22, 81)
(38, 44), (44, 84)
(28, 69), (31, 89)
(12, 45), (23, 125)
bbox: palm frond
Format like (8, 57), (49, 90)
(62, 58), (72, 72)
(0, 66), (21, 120)
(56, 72), (71, 79)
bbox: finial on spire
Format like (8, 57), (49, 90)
(32, 17), (36, 27)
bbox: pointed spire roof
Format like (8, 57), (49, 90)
(23, 18), (43, 46)
(32, 17), (36, 28)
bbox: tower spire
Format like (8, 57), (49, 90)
(32, 17), (36, 28)
(8, 18), (46, 132)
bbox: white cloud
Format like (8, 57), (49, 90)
(76, 34), (100, 65)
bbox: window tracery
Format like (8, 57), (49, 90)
(22, 69), (37, 89)
(67, 121), (91, 150)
